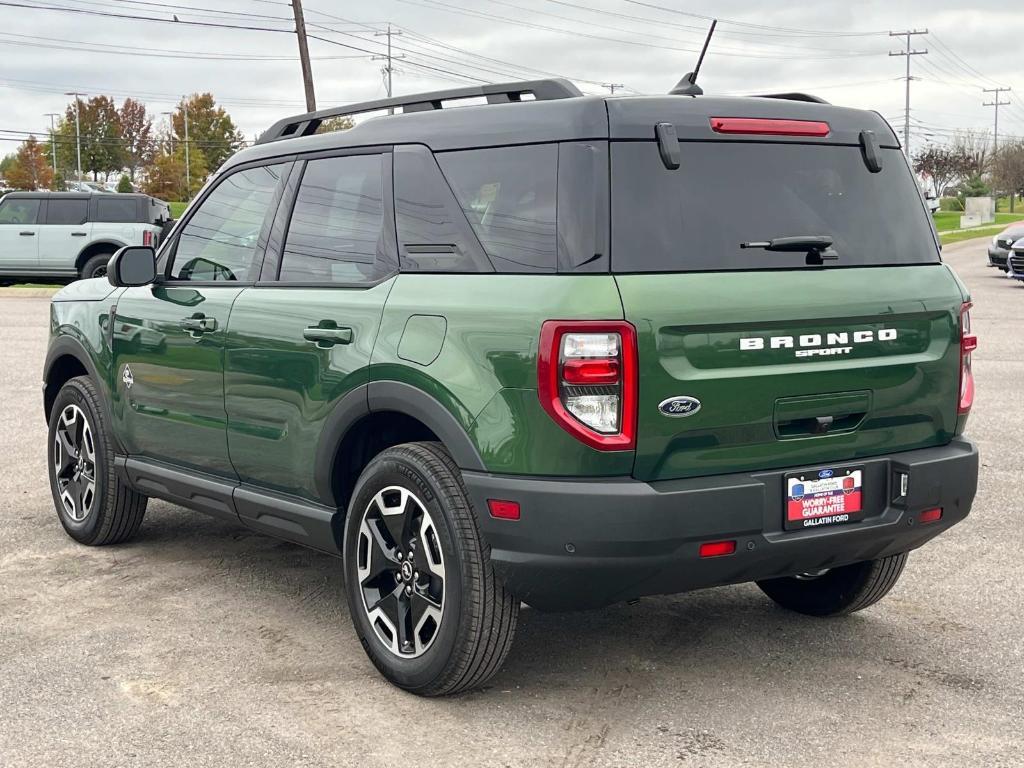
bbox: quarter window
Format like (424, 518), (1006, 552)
(170, 164), (285, 282)
(278, 154), (387, 284)
(436, 144), (558, 272)
(0, 198), (40, 225)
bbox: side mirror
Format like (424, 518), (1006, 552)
(107, 246), (156, 287)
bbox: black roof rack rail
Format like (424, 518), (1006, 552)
(256, 78), (584, 145)
(752, 92), (830, 105)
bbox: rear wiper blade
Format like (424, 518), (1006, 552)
(741, 235), (838, 262)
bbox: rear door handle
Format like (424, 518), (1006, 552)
(19, 231), (35, 236)
(71, 232), (87, 237)
(303, 325), (353, 346)
(180, 315), (218, 334)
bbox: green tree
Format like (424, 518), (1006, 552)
(117, 174), (133, 193)
(170, 93), (244, 172)
(56, 96), (124, 180)
(119, 97), (153, 182)
(0, 152), (15, 178)
(7, 136), (55, 190)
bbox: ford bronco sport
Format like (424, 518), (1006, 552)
(42, 79), (979, 696)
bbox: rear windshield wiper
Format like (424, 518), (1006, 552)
(741, 235), (838, 263)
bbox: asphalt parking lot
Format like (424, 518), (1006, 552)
(1, 239), (1021, 768)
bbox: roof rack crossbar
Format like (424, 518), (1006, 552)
(256, 78), (583, 144)
(752, 92), (830, 105)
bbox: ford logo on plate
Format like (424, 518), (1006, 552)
(658, 396), (701, 418)
(818, 469), (834, 479)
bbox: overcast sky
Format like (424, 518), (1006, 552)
(2, 0), (1023, 155)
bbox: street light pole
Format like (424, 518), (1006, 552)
(64, 92), (84, 181)
(44, 112), (59, 176)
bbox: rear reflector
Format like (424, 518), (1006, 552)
(487, 499), (521, 520)
(919, 507), (943, 524)
(710, 117), (831, 137)
(699, 540), (736, 558)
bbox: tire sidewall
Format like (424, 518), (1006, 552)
(342, 448), (467, 691)
(82, 253), (113, 280)
(47, 379), (108, 543)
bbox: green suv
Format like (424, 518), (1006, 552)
(42, 79), (980, 696)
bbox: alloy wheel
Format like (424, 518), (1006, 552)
(53, 404), (97, 522)
(356, 486), (446, 658)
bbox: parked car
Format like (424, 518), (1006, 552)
(988, 223), (1024, 271)
(0, 191), (171, 283)
(42, 79), (979, 696)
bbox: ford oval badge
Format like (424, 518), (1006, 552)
(658, 396), (701, 418)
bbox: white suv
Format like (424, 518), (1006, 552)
(0, 192), (170, 283)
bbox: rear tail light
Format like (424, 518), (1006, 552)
(142, 230), (154, 247)
(959, 302), (977, 415)
(709, 117), (831, 137)
(538, 321), (637, 450)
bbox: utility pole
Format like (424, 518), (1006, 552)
(291, 0), (316, 112)
(602, 83), (624, 95)
(982, 87), (1011, 155)
(183, 99), (191, 200)
(44, 112), (59, 176)
(373, 24), (405, 105)
(64, 92), (84, 182)
(984, 87), (1012, 210)
(889, 30), (927, 159)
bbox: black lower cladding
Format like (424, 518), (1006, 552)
(462, 438), (978, 610)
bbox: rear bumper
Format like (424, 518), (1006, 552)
(463, 438), (978, 610)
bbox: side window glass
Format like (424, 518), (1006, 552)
(436, 144), (558, 273)
(170, 163), (285, 282)
(45, 198), (89, 225)
(278, 154), (387, 284)
(0, 198), (40, 225)
(94, 197), (138, 223)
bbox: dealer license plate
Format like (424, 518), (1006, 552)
(784, 466), (864, 531)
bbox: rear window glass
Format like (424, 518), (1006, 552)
(611, 142), (939, 272)
(436, 144), (557, 273)
(46, 198), (88, 225)
(0, 197), (40, 224)
(94, 197), (139, 223)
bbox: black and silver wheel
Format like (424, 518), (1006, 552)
(756, 553), (908, 617)
(356, 485), (447, 658)
(47, 376), (147, 545)
(343, 442), (518, 696)
(53, 403), (97, 523)
(80, 252), (113, 281)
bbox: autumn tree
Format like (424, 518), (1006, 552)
(6, 137), (54, 191)
(119, 97), (154, 181)
(169, 93), (244, 172)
